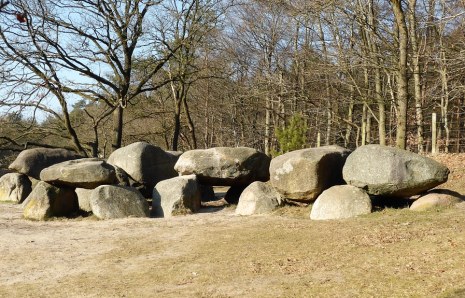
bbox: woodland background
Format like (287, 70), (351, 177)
(0, 0), (464, 164)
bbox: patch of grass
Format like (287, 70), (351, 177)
(0, 201), (17, 204)
(272, 204), (312, 218)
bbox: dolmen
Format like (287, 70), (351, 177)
(236, 144), (451, 219)
(4, 142), (181, 220)
(154, 147), (271, 216)
(309, 145), (450, 220)
(1, 142), (454, 221)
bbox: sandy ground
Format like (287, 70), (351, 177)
(1, 154), (465, 297)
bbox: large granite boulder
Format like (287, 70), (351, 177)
(410, 189), (463, 211)
(90, 185), (149, 219)
(269, 146), (351, 202)
(23, 181), (78, 220)
(235, 182), (282, 215)
(174, 147), (270, 186)
(152, 175), (201, 217)
(40, 158), (116, 189)
(310, 185), (372, 220)
(107, 142), (178, 194)
(75, 188), (93, 212)
(0, 173), (32, 203)
(343, 145), (449, 197)
(9, 148), (81, 179)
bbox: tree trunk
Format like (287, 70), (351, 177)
(172, 98), (182, 151)
(182, 95), (197, 149)
(264, 96), (271, 155)
(408, 0), (424, 153)
(391, 0), (409, 150)
(367, 0), (386, 146)
(344, 86), (355, 147)
(362, 103), (367, 146)
(318, 18), (332, 146)
(111, 105), (124, 151)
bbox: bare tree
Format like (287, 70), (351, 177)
(0, 0), (177, 154)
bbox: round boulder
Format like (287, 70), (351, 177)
(310, 185), (372, 220)
(0, 173), (32, 203)
(235, 182), (282, 215)
(270, 146), (351, 202)
(90, 185), (149, 219)
(410, 189), (463, 211)
(343, 145), (449, 197)
(174, 147), (270, 186)
(9, 148), (81, 180)
(40, 158), (116, 189)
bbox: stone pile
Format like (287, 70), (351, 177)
(2, 142), (178, 220)
(0, 142), (455, 222)
(308, 144), (451, 220)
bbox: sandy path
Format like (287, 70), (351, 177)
(2, 200), (465, 297)
(0, 204), (230, 297)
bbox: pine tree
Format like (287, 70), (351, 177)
(274, 114), (308, 156)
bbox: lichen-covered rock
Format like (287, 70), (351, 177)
(174, 147), (270, 186)
(235, 182), (282, 215)
(0, 173), (32, 203)
(270, 146), (351, 202)
(90, 185), (149, 219)
(410, 189), (463, 211)
(40, 158), (116, 189)
(107, 142), (178, 194)
(343, 145), (449, 197)
(152, 175), (201, 217)
(23, 181), (78, 220)
(310, 185), (372, 220)
(9, 148), (81, 179)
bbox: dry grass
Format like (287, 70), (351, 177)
(0, 154), (464, 297)
(2, 205), (465, 297)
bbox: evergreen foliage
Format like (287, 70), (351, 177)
(273, 114), (308, 156)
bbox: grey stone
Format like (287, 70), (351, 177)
(270, 146), (351, 202)
(29, 176), (41, 190)
(410, 189), (463, 211)
(343, 145), (449, 197)
(23, 181), (78, 220)
(152, 175), (201, 217)
(107, 142), (178, 192)
(75, 188), (94, 212)
(9, 148), (81, 179)
(40, 158), (116, 189)
(235, 182), (282, 215)
(174, 147), (270, 186)
(0, 173), (32, 203)
(310, 185), (372, 220)
(90, 185), (149, 219)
